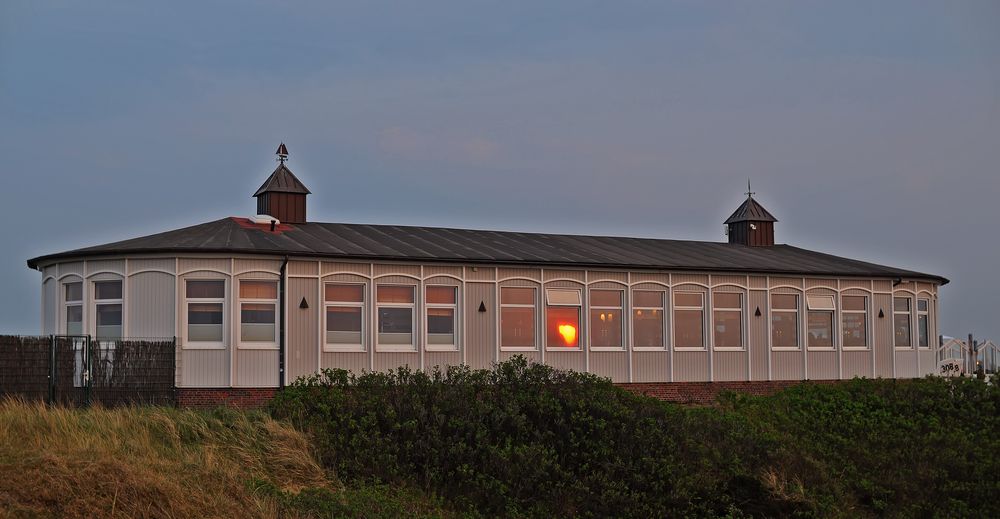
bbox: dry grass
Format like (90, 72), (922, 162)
(0, 398), (333, 519)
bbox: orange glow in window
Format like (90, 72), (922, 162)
(557, 324), (577, 346)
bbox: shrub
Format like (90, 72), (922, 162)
(271, 357), (814, 517)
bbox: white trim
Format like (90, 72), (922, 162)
(631, 288), (667, 351)
(322, 281), (367, 352)
(182, 277), (227, 351)
(425, 284), (460, 352)
(498, 285), (539, 351)
(374, 283), (417, 352)
(588, 287), (625, 351)
(672, 291), (706, 351)
(236, 279), (279, 351)
(711, 290), (746, 351)
(91, 278), (124, 340)
(769, 292), (801, 351)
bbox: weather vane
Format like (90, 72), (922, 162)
(745, 178), (755, 198)
(276, 142), (289, 164)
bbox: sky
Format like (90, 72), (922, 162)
(0, 1), (998, 340)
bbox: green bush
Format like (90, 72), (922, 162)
(723, 376), (1000, 518)
(271, 358), (999, 518)
(271, 358), (813, 517)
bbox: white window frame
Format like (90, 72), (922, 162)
(712, 291), (745, 351)
(92, 279), (123, 341)
(917, 298), (930, 349)
(237, 279), (279, 350)
(499, 286), (538, 351)
(631, 289), (666, 351)
(770, 293), (801, 351)
(893, 296), (913, 349)
(806, 295), (836, 351)
(545, 288), (583, 351)
(323, 282), (367, 352)
(183, 279), (227, 350)
(840, 295), (870, 350)
(62, 280), (84, 336)
(425, 285), (459, 352)
(589, 288), (625, 351)
(376, 284), (417, 352)
(673, 291), (706, 351)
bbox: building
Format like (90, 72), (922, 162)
(26, 145), (948, 401)
(937, 336), (970, 376)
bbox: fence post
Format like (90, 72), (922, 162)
(85, 336), (92, 407)
(48, 335), (55, 405)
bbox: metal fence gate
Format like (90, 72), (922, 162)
(0, 335), (176, 407)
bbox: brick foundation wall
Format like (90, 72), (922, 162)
(616, 380), (840, 405)
(176, 388), (278, 409)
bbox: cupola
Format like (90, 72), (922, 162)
(725, 183), (777, 247)
(253, 143), (311, 224)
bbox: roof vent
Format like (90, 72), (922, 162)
(249, 214), (280, 226)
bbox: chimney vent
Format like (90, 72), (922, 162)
(724, 182), (777, 247)
(252, 143), (311, 224)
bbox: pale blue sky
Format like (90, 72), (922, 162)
(1, 1), (998, 340)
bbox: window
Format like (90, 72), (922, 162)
(807, 295), (835, 349)
(632, 290), (664, 349)
(186, 280), (225, 347)
(325, 284), (365, 350)
(673, 292), (704, 349)
(917, 299), (929, 348)
(426, 286), (458, 350)
(377, 285), (414, 350)
(590, 289), (623, 350)
(894, 297), (912, 348)
(500, 287), (536, 349)
(713, 292), (743, 349)
(239, 280), (277, 347)
(546, 289), (581, 348)
(64, 282), (83, 336)
(771, 294), (799, 349)
(94, 280), (122, 340)
(841, 295), (868, 349)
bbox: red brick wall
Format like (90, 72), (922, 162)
(176, 388), (277, 409)
(616, 380), (840, 405)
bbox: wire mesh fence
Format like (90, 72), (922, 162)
(0, 335), (176, 407)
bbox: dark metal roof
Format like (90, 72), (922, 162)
(253, 163), (311, 197)
(25, 217), (948, 284)
(725, 196), (778, 224)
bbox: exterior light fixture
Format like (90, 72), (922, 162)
(878, 309), (885, 319)
(754, 306), (761, 317)
(299, 297), (309, 309)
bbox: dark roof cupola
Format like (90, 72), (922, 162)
(725, 182), (777, 247)
(253, 143), (311, 224)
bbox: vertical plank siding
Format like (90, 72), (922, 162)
(35, 256), (944, 387)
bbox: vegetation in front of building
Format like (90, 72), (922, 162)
(271, 357), (1000, 518)
(0, 401), (449, 518)
(1, 359), (996, 518)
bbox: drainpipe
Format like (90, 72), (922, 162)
(279, 256), (288, 390)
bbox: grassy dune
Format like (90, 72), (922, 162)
(0, 400), (446, 519)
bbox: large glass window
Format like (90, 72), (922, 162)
(94, 280), (122, 340)
(673, 292), (704, 349)
(64, 282), (83, 336)
(841, 296), (868, 348)
(426, 286), (458, 350)
(590, 289), (623, 349)
(771, 294), (799, 349)
(377, 285), (414, 349)
(500, 287), (536, 349)
(239, 280), (277, 346)
(712, 292), (743, 349)
(894, 297), (912, 348)
(546, 289), (581, 349)
(806, 295), (835, 349)
(325, 284), (364, 349)
(186, 280), (225, 346)
(917, 299), (929, 348)
(632, 290), (664, 349)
